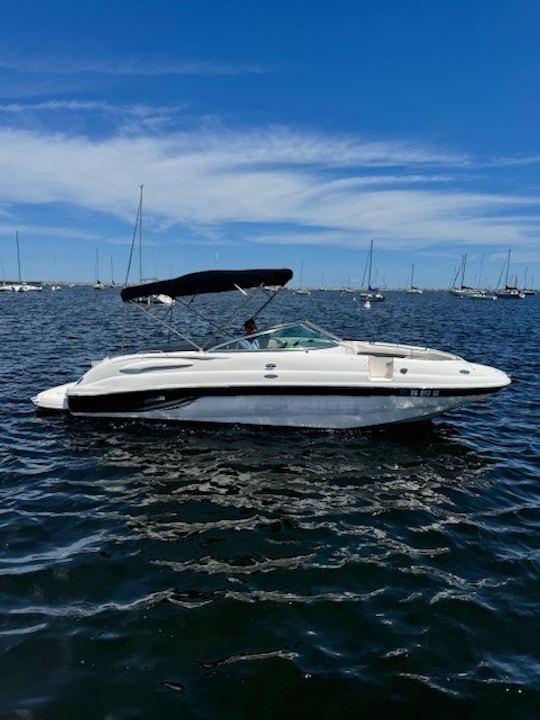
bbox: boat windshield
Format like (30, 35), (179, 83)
(208, 322), (340, 352)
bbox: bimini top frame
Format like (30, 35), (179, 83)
(121, 268), (294, 352)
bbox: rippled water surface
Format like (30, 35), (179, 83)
(1, 288), (539, 719)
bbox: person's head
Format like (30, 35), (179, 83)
(244, 318), (257, 336)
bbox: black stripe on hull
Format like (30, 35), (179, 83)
(67, 384), (503, 415)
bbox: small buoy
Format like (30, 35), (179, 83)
(364, 300), (371, 309)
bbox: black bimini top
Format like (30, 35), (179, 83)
(121, 268), (293, 302)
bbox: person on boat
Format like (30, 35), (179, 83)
(242, 318), (260, 349)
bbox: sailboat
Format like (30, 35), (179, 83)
(49, 253), (61, 290)
(94, 249), (105, 290)
(127, 186), (173, 305)
(294, 261), (311, 295)
(522, 267), (536, 296)
(0, 260), (13, 291)
(359, 239), (384, 301)
(466, 254), (496, 300)
(495, 250), (525, 299)
(449, 254), (475, 297)
(406, 264), (423, 294)
(12, 232), (42, 292)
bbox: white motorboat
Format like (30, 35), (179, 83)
(359, 290), (384, 302)
(12, 283), (42, 292)
(134, 292), (174, 305)
(450, 287), (475, 297)
(467, 291), (496, 300)
(33, 268), (511, 429)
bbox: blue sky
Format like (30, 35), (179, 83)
(0, 0), (539, 287)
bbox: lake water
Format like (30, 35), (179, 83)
(1, 288), (539, 719)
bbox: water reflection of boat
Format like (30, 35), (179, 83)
(78, 418), (494, 556)
(34, 267), (510, 429)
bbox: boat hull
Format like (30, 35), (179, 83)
(495, 292), (526, 299)
(32, 329), (511, 430)
(35, 383), (498, 429)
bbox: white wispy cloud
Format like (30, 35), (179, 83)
(0, 223), (99, 241)
(0, 100), (188, 133)
(192, 127), (470, 167)
(487, 155), (540, 167)
(0, 99), (187, 117)
(0, 57), (267, 76)
(0, 124), (538, 252)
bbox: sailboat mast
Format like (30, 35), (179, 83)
(461, 254), (467, 289)
(16, 231), (22, 283)
(96, 249), (100, 283)
(478, 253), (484, 288)
(139, 184), (143, 284)
(368, 240), (373, 288)
(505, 249), (511, 287)
(411, 263), (415, 289)
(110, 256), (114, 285)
